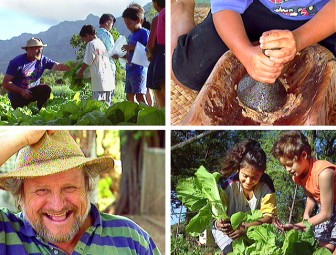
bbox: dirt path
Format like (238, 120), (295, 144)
(127, 215), (165, 255)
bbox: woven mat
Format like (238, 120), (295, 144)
(170, 6), (209, 126)
(170, 81), (198, 125)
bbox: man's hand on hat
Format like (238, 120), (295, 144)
(24, 130), (54, 145)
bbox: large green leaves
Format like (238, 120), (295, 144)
(176, 178), (206, 212)
(0, 94), (165, 125)
(228, 222), (332, 255)
(185, 203), (213, 237)
(176, 166), (228, 236)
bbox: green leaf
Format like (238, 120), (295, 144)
(105, 101), (139, 123)
(176, 177), (207, 212)
(231, 212), (247, 230)
(194, 166), (228, 220)
(185, 203), (213, 237)
(313, 247), (332, 255)
(59, 101), (81, 116)
(76, 110), (112, 125)
(136, 107), (165, 125)
(81, 99), (107, 114)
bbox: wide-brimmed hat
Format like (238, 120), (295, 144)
(21, 37), (47, 49)
(0, 131), (114, 190)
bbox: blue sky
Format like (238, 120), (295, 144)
(0, 0), (151, 40)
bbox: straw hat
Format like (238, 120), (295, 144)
(0, 131), (114, 190)
(21, 37), (48, 49)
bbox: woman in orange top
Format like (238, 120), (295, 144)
(272, 130), (336, 253)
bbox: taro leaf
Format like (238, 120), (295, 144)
(228, 238), (249, 255)
(194, 166), (228, 220)
(231, 212), (247, 230)
(59, 101), (81, 116)
(137, 107), (165, 125)
(81, 99), (107, 114)
(313, 247), (332, 255)
(231, 210), (263, 230)
(106, 108), (125, 124)
(247, 224), (278, 244)
(105, 101), (139, 123)
(76, 110), (112, 125)
(176, 177), (207, 212)
(185, 203), (213, 237)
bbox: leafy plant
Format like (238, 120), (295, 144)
(0, 93), (165, 126)
(63, 60), (89, 91)
(176, 166), (229, 236)
(228, 221), (332, 255)
(177, 166), (265, 238)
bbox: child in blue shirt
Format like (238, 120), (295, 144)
(120, 5), (150, 105)
(171, 0), (336, 91)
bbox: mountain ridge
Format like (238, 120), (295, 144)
(0, 13), (131, 74)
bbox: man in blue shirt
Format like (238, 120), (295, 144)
(2, 37), (70, 109)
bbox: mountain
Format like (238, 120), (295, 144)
(0, 14), (130, 74)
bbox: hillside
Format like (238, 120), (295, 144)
(0, 14), (130, 74)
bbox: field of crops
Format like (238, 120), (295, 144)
(0, 73), (165, 126)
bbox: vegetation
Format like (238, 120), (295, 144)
(0, 74), (164, 126)
(171, 130), (336, 255)
(0, 4), (165, 125)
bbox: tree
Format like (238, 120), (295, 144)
(115, 130), (164, 215)
(171, 130), (336, 223)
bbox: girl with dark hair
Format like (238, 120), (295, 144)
(212, 139), (277, 255)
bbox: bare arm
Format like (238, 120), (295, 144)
(2, 74), (32, 99)
(294, 1), (335, 51)
(278, 168), (334, 231)
(260, 1), (336, 64)
(122, 44), (136, 52)
(51, 63), (71, 72)
(147, 16), (159, 55)
(303, 195), (317, 220)
(0, 130), (53, 166)
(77, 63), (89, 79)
(308, 168), (334, 225)
(213, 10), (283, 83)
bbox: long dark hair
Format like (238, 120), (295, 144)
(221, 139), (266, 176)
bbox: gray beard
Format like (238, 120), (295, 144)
(22, 203), (91, 244)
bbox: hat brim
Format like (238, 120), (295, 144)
(21, 44), (47, 49)
(0, 156), (114, 190)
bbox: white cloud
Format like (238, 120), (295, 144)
(0, 0), (151, 23)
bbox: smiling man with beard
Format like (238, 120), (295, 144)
(2, 37), (70, 110)
(0, 130), (161, 255)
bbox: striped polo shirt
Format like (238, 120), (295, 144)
(0, 204), (161, 255)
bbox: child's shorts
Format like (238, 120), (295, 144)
(172, 0), (336, 91)
(212, 225), (233, 254)
(125, 67), (147, 94)
(314, 205), (336, 246)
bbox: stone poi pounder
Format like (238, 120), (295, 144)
(237, 74), (287, 112)
(237, 48), (287, 113)
(181, 44), (336, 125)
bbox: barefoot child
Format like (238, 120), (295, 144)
(213, 139), (277, 254)
(272, 131), (336, 253)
